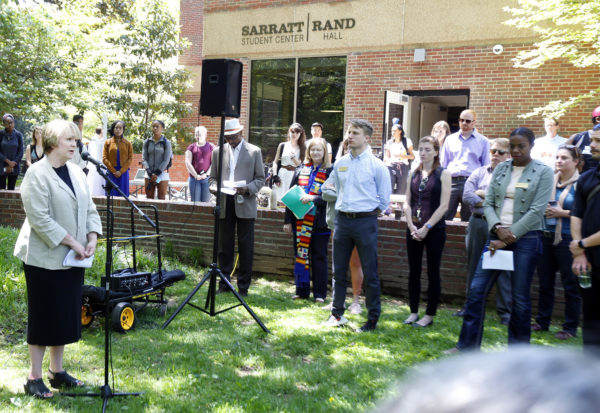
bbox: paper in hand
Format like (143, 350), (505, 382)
(63, 249), (94, 268)
(482, 250), (514, 271)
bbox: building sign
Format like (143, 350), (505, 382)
(204, 0), (400, 57)
(241, 17), (356, 46)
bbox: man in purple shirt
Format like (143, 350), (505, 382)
(441, 109), (490, 221)
(453, 138), (512, 322)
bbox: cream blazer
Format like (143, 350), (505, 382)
(14, 157), (103, 270)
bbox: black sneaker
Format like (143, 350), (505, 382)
(357, 319), (377, 332)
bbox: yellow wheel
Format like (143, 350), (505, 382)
(111, 302), (135, 333)
(81, 304), (94, 328)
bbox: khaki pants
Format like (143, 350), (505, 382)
(145, 179), (168, 200)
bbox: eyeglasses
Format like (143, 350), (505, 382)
(490, 149), (508, 155)
(459, 118), (473, 124)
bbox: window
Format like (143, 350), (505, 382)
(250, 57), (346, 164)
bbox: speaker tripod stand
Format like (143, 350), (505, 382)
(162, 114), (269, 333)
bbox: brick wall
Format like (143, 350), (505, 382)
(344, 46), (600, 141)
(0, 190), (568, 316)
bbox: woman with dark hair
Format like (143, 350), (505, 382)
(532, 145), (582, 339)
(270, 123), (306, 208)
(283, 138), (332, 301)
(14, 120), (102, 398)
(102, 120), (133, 196)
(403, 136), (451, 327)
(26, 126), (44, 167)
(0, 113), (24, 190)
(384, 124), (414, 194)
(447, 127), (554, 352)
(142, 120), (172, 200)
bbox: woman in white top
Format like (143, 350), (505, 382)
(86, 127), (107, 196)
(270, 123), (306, 208)
(384, 124), (414, 194)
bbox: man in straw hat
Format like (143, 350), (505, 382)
(210, 118), (265, 296)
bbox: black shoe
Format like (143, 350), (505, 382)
(452, 308), (466, 317)
(48, 369), (84, 389)
(24, 378), (53, 399)
(356, 319), (377, 332)
(238, 289), (248, 297)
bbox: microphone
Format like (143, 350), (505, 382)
(81, 152), (107, 169)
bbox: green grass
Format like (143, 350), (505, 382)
(0, 225), (582, 412)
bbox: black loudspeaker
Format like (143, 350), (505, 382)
(199, 59), (243, 117)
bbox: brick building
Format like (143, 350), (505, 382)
(179, 0), (600, 158)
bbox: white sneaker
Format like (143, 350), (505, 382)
(324, 314), (349, 327)
(348, 302), (362, 315)
(322, 302), (333, 310)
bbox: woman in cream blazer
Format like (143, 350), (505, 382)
(14, 120), (102, 399)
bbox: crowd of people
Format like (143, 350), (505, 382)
(4, 107), (600, 398)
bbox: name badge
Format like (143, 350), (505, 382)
(515, 183), (529, 189)
(338, 166), (348, 172)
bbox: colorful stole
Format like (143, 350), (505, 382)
(294, 164), (327, 285)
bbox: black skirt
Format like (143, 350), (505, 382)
(24, 263), (84, 346)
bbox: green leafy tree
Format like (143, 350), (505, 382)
(0, 1), (104, 123)
(505, 0), (600, 118)
(104, 0), (192, 151)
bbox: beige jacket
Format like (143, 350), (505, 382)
(14, 157), (103, 270)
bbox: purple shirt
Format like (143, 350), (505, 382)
(462, 164), (493, 215)
(187, 142), (214, 178)
(441, 130), (490, 178)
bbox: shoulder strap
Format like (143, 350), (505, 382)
(587, 182), (600, 205)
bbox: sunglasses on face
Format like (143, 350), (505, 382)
(490, 149), (508, 155)
(459, 118), (473, 124)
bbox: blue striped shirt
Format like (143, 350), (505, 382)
(330, 148), (391, 213)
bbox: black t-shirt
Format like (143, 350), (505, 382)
(571, 166), (600, 266)
(53, 164), (75, 195)
(573, 131), (600, 172)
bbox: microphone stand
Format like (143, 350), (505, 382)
(63, 163), (147, 412)
(161, 114), (269, 333)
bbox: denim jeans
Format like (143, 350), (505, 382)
(457, 231), (542, 350)
(189, 176), (210, 202)
(332, 214), (381, 321)
(535, 234), (581, 335)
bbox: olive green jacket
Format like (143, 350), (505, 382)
(483, 159), (554, 239)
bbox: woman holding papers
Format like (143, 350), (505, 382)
(14, 120), (102, 398)
(447, 127), (553, 353)
(283, 139), (331, 302)
(403, 136), (451, 328)
(532, 145), (582, 340)
(270, 123), (306, 208)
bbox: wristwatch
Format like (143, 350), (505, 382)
(578, 240), (586, 249)
(492, 223), (501, 234)
(425, 223), (432, 230)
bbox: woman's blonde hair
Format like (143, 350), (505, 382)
(304, 138), (331, 168)
(43, 120), (81, 154)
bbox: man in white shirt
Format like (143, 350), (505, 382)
(531, 118), (566, 170)
(307, 122), (332, 163)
